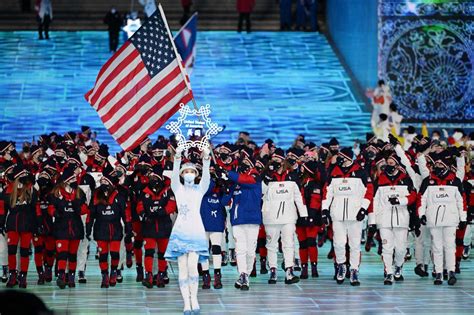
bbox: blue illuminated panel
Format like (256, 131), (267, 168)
(0, 31), (370, 152)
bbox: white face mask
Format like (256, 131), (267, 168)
(183, 173), (195, 184)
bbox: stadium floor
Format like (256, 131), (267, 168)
(1, 241), (474, 314)
(0, 31), (370, 151)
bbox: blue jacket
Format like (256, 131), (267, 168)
(228, 171), (262, 226)
(200, 181), (231, 232)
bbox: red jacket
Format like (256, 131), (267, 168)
(181, 0), (192, 7)
(237, 0), (255, 13)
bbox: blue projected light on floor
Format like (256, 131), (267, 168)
(0, 31), (370, 152)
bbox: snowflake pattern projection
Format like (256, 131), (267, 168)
(178, 203), (190, 220)
(379, 18), (474, 121)
(379, 1), (474, 17)
(166, 103), (223, 150)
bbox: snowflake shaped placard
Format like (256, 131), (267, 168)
(166, 103), (223, 150)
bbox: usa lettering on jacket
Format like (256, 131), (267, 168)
(262, 181), (308, 225)
(419, 183), (465, 227)
(207, 197), (220, 204)
(322, 177), (370, 222)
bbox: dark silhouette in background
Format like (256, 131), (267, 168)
(104, 7), (123, 53)
(237, 0), (255, 33)
(35, 0), (52, 40)
(181, 0), (193, 26)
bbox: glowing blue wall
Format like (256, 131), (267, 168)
(326, 0), (379, 92)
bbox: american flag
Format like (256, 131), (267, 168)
(85, 6), (193, 151)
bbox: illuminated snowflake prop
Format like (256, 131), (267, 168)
(166, 103), (223, 151)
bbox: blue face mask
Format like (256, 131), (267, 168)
(183, 173), (195, 184)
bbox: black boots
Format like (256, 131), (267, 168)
(101, 271), (110, 288)
(18, 271), (27, 289)
(37, 266), (45, 285)
(6, 270), (17, 288)
(57, 271), (67, 289)
(136, 265), (144, 282)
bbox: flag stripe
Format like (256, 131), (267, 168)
(94, 58), (145, 112)
(87, 43), (136, 104)
(120, 92), (193, 150)
(89, 50), (141, 106)
(99, 74), (151, 124)
(108, 65), (184, 136)
(101, 63), (182, 129)
(117, 82), (186, 144)
(98, 60), (177, 119)
(85, 42), (133, 102)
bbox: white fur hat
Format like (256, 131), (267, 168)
(179, 162), (198, 175)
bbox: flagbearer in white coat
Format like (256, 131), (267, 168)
(165, 145), (210, 314)
(262, 148), (308, 285)
(418, 155), (466, 286)
(370, 154), (416, 285)
(322, 147), (373, 286)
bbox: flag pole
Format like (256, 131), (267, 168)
(159, 4), (216, 161)
(158, 3), (196, 109)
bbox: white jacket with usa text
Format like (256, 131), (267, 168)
(262, 180), (308, 225)
(322, 164), (372, 222)
(418, 173), (466, 228)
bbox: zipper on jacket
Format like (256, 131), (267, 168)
(396, 206), (399, 226)
(282, 201), (285, 217)
(234, 204), (239, 221)
(276, 201), (283, 219)
(391, 206), (394, 228)
(441, 205), (446, 223)
(344, 198), (348, 221)
(435, 205), (441, 226)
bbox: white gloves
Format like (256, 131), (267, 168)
(175, 145), (184, 159)
(202, 146), (210, 159)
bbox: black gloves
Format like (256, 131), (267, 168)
(214, 165), (228, 180)
(85, 222), (93, 240)
(356, 208), (367, 221)
(409, 214), (421, 237)
(467, 206), (474, 223)
(321, 209), (330, 226)
(388, 197), (400, 205)
(368, 224), (377, 235)
(420, 215), (427, 225)
(314, 212), (323, 226)
(35, 224), (45, 237)
(388, 134), (399, 146)
(458, 221), (467, 230)
(448, 146), (461, 158)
